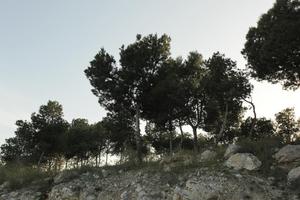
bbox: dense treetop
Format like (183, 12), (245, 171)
(242, 0), (300, 89)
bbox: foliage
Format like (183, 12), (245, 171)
(239, 117), (275, 140)
(0, 101), (69, 167)
(275, 107), (300, 143)
(0, 164), (50, 189)
(204, 52), (252, 141)
(237, 136), (284, 176)
(85, 34), (172, 163)
(242, 0), (300, 89)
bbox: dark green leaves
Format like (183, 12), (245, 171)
(242, 0), (300, 89)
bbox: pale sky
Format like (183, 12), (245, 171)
(0, 0), (299, 144)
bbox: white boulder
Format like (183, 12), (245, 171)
(225, 153), (262, 171)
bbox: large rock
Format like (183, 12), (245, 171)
(174, 171), (282, 200)
(225, 153), (262, 171)
(200, 150), (217, 161)
(274, 145), (300, 164)
(287, 166), (300, 185)
(224, 144), (241, 159)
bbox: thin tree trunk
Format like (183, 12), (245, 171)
(95, 155), (98, 167)
(192, 127), (198, 152)
(105, 151), (108, 166)
(242, 98), (257, 138)
(218, 102), (229, 142)
(135, 104), (142, 164)
(65, 160), (68, 169)
(48, 160), (51, 171)
(179, 122), (184, 150)
(37, 151), (45, 169)
(98, 152), (101, 166)
(169, 120), (173, 155)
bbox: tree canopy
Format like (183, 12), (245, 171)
(242, 0), (300, 89)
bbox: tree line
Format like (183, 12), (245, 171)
(1, 0), (299, 169)
(0, 100), (299, 170)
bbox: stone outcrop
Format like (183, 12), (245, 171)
(274, 145), (300, 164)
(288, 166), (300, 185)
(0, 165), (298, 200)
(199, 150), (217, 161)
(225, 153), (262, 171)
(224, 144), (241, 159)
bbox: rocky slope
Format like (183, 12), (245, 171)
(0, 145), (300, 200)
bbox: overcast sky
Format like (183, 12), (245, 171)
(1, 0), (299, 144)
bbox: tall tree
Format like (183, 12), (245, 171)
(65, 118), (91, 167)
(242, 0), (300, 89)
(85, 34), (171, 163)
(1, 100), (68, 169)
(180, 52), (208, 151)
(142, 58), (187, 153)
(205, 53), (252, 142)
(31, 100), (69, 168)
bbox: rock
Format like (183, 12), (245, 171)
(0, 188), (42, 200)
(48, 182), (81, 200)
(287, 166), (300, 185)
(120, 190), (129, 200)
(53, 170), (79, 184)
(274, 145), (300, 164)
(175, 173), (276, 200)
(0, 163), (297, 200)
(101, 169), (109, 178)
(224, 144), (241, 159)
(200, 150), (217, 161)
(225, 153), (262, 171)
(0, 181), (9, 191)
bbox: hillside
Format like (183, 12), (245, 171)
(1, 144), (300, 200)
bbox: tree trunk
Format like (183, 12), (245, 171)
(135, 104), (142, 164)
(65, 160), (68, 169)
(105, 151), (108, 166)
(98, 152), (101, 166)
(169, 120), (173, 155)
(218, 102), (229, 143)
(37, 151), (45, 169)
(192, 126), (198, 152)
(248, 100), (256, 138)
(179, 122), (184, 150)
(95, 155), (98, 167)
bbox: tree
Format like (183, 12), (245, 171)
(1, 100), (68, 169)
(101, 111), (135, 156)
(65, 118), (91, 167)
(242, 0), (300, 89)
(31, 100), (69, 169)
(239, 117), (275, 140)
(0, 137), (23, 164)
(145, 122), (173, 155)
(89, 122), (106, 167)
(142, 57), (187, 153)
(180, 52), (208, 151)
(205, 53), (252, 142)
(0, 120), (37, 164)
(85, 34), (171, 163)
(275, 107), (300, 143)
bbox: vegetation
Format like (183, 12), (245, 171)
(0, 0), (300, 189)
(242, 0), (300, 89)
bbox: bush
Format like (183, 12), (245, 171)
(0, 164), (50, 189)
(237, 136), (284, 176)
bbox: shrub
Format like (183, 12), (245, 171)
(237, 136), (284, 176)
(0, 164), (50, 189)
